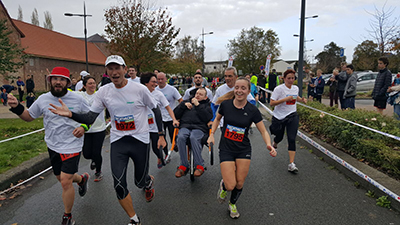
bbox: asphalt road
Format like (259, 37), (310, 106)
(0, 121), (399, 225)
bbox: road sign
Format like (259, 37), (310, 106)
(260, 65), (264, 71)
(340, 48), (344, 57)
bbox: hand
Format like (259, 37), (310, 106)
(207, 135), (214, 145)
(185, 102), (193, 110)
(7, 94), (19, 108)
(267, 145), (277, 157)
(49, 99), (72, 117)
(157, 135), (167, 149)
(72, 126), (85, 138)
(285, 96), (293, 102)
(173, 119), (180, 127)
(207, 121), (213, 128)
(191, 98), (199, 106)
(302, 97), (307, 104)
(387, 87), (392, 92)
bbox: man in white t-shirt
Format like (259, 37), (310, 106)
(75, 70), (89, 91)
(211, 67), (255, 124)
(8, 67), (90, 225)
(128, 65), (140, 83)
(156, 72), (182, 155)
(183, 72), (213, 101)
(49, 55), (166, 225)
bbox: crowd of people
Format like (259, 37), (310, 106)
(4, 54), (399, 225)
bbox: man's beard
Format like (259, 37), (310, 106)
(50, 85), (68, 97)
(195, 81), (202, 87)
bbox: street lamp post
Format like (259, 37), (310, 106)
(201, 28), (213, 75)
(65, 2), (92, 72)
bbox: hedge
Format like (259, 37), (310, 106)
(297, 101), (400, 179)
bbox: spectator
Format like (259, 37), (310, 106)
(307, 73), (316, 99)
(335, 62), (349, 109)
(1, 88), (7, 105)
(266, 69), (279, 103)
(312, 69), (325, 103)
(303, 66), (311, 85)
(343, 64), (357, 109)
(168, 75), (178, 85)
(245, 74), (259, 103)
(326, 69), (339, 107)
(26, 74), (35, 93)
(26, 92), (35, 108)
(257, 71), (267, 103)
(16, 76), (25, 102)
(387, 73), (400, 120)
(75, 71), (89, 91)
(174, 88), (213, 178)
(70, 78), (77, 91)
(100, 71), (112, 87)
(372, 57), (392, 115)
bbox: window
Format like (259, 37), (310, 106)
(29, 58), (34, 66)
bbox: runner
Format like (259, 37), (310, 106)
(49, 55), (166, 225)
(8, 67), (90, 225)
(156, 72), (183, 156)
(208, 77), (277, 219)
(76, 76), (107, 181)
(182, 72), (213, 101)
(269, 69), (307, 173)
(140, 72), (179, 168)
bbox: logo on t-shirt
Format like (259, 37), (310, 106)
(148, 114), (154, 124)
(286, 94), (297, 105)
(114, 115), (136, 131)
(127, 101), (134, 104)
(224, 124), (245, 142)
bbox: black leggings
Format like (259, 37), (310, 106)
(163, 120), (175, 155)
(82, 130), (106, 173)
(270, 112), (299, 151)
(150, 132), (162, 159)
(110, 136), (151, 200)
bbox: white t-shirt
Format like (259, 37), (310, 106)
(90, 81), (157, 144)
(271, 84), (298, 120)
(76, 91), (106, 133)
(212, 83), (255, 104)
(183, 86), (213, 101)
(147, 90), (170, 132)
(128, 77), (141, 83)
(156, 84), (182, 122)
(28, 91), (90, 154)
(75, 80), (83, 92)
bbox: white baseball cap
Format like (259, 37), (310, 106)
(80, 71), (90, 77)
(105, 55), (126, 66)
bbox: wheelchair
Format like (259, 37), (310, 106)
(165, 126), (214, 181)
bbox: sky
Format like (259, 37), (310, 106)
(3, 0), (400, 65)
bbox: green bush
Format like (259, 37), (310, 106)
(298, 101), (400, 179)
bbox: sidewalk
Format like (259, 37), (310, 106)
(0, 102), (27, 119)
(321, 98), (394, 117)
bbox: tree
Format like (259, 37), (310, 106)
(0, 20), (27, 76)
(104, 0), (180, 73)
(31, 8), (39, 26)
(366, 2), (400, 55)
(352, 40), (380, 71)
(43, 11), (53, 30)
(227, 26), (280, 73)
(171, 35), (202, 76)
(315, 42), (345, 73)
(17, 5), (23, 21)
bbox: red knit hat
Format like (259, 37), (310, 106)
(46, 67), (71, 85)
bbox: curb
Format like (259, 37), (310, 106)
(0, 152), (50, 191)
(297, 131), (400, 211)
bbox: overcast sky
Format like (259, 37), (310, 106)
(3, 0), (400, 65)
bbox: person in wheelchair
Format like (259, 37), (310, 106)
(173, 87), (213, 178)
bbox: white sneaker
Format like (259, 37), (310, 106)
(288, 162), (298, 173)
(228, 202), (240, 219)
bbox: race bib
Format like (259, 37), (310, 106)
(114, 115), (136, 131)
(224, 124), (245, 142)
(148, 114), (154, 124)
(286, 94), (297, 105)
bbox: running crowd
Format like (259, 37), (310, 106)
(7, 55), (312, 225)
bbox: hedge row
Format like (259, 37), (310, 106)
(297, 101), (400, 179)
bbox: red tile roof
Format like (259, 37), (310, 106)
(12, 19), (106, 65)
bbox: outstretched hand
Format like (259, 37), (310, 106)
(267, 145), (277, 157)
(49, 98), (72, 117)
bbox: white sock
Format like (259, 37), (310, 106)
(130, 214), (139, 223)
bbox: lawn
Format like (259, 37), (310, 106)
(0, 118), (46, 174)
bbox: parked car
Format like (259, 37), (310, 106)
(322, 74), (332, 84)
(356, 72), (378, 92)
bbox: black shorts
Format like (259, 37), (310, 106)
(48, 148), (81, 176)
(219, 149), (251, 163)
(374, 99), (387, 109)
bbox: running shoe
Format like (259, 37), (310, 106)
(165, 155), (171, 164)
(61, 215), (75, 225)
(228, 202), (240, 219)
(144, 175), (154, 202)
(128, 218), (141, 225)
(78, 172), (89, 196)
(288, 162), (299, 173)
(94, 171), (103, 182)
(217, 179), (227, 204)
(157, 159), (163, 169)
(90, 161), (96, 170)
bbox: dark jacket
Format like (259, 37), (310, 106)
(326, 77), (338, 93)
(372, 68), (392, 100)
(314, 76), (325, 95)
(257, 74), (266, 88)
(26, 78), (35, 92)
(174, 98), (213, 133)
(344, 73), (357, 98)
(336, 71), (349, 92)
